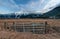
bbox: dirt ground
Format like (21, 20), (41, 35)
(0, 31), (60, 39)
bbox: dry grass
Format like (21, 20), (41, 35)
(0, 19), (60, 26)
(0, 31), (60, 39)
(0, 19), (60, 39)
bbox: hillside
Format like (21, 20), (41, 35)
(43, 6), (60, 18)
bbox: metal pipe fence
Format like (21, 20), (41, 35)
(3, 21), (49, 34)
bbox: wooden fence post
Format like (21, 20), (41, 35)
(13, 22), (16, 32)
(4, 22), (7, 31)
(45, 21), (47, 34)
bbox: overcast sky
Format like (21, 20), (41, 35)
(0, 0), (60, 14)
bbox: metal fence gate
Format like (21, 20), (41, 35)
(3, 22), (48, 34)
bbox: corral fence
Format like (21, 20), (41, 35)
(0, 21), (50, 34)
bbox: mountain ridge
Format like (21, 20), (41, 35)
(0, 6), (60, 19)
